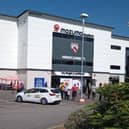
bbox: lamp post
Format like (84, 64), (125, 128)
(80, 13), (88, 102)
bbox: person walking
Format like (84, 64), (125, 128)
(59, 82), (65, 99)
(91, 84), (96, 99)
(72, 84), (78, 101)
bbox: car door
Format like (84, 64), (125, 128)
(31, 89), (41, 102)
(39, 88), (49, 101)
(24, 88), (40, 102)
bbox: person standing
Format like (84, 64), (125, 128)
(59, 82), (65, 99)
(17, 81), (24, 93)
(91, 84), (96, 99)
(64, 82), (69, 100)
(87, 82), (92, 99)
(72, 84), (78, 101)
(20, 81), (24, 91)
(16, 81), (21, 93)
(44, 81), (48, 87)
(66, 89), (71, 101)
(91, 79), (96, 99)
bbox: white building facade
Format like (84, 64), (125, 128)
(0, 10), (129, 89)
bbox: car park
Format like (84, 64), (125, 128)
(16, 87), (62, 105)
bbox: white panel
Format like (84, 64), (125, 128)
(86, 28), (112, 73)
(26, 71), (51, 89)
(0, 19), (17, 68)
(110, 38), (129, 74)
(17, 14), (28, 68)
(28, 16), (54, 69)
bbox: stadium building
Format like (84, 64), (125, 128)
(0, 10), (129, 89)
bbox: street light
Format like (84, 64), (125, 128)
(80, 13), (88, 103)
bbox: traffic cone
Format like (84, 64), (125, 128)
(79, 98), (85, 104)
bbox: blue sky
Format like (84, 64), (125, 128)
(0, 0), (129, 37)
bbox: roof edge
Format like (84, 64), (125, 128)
(112, 34), (129, 41)
(19, 9), (114, 31)
(0, 13), (17, 21)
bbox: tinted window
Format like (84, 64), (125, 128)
(51, 88), (60, 93)
(53, 32), (94, 73)
(111, 45), (121, 50)
(110, 65), (120, 70)
(25, 89), (33, 93)
(25, 89), (39, 93)
(39, 89), (48, 93)
(53, 59), (93, 66)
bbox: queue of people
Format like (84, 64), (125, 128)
(59, 81), (103, 101)
(59, 82), (78, 101)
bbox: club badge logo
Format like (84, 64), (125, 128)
(54, 24), (60, 32)
(71, 42), (79, 54)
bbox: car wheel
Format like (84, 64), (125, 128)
(16, 96), (23, 102)
(41, 98), (47, 105)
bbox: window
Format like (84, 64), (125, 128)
(111, 45), (121, 50)
(86, 62), (93, 66)
(52, 59), (93, 66)
(31, 89), (39, 93)
(40, 89), (48, 93)
(25, 88), (39, 93)
(110, 65), (120, 70)
(51, 88), (60, 93)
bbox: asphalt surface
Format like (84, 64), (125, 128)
(0, 91), (88, 129)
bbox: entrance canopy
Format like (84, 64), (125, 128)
(0, 76), (20, 81)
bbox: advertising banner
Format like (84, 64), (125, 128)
(60, 78), (81, 89)
(34, 77), (44, 87)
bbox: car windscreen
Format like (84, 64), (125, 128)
(51, 88), (60, 93)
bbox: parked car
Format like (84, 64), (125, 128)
(16, 87), (62, 105)
(0, 83), (12, 90)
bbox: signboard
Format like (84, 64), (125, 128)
(53, 24), (93, 37)
(60, 78), (72, 89)
(34, 77), (44, 87)
(60, 78), (81, 89)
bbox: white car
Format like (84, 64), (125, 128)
(16, 87), (62, 105)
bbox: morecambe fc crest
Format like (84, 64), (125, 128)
(71, 42), (79, 54)
(54, 24), (60, 32)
